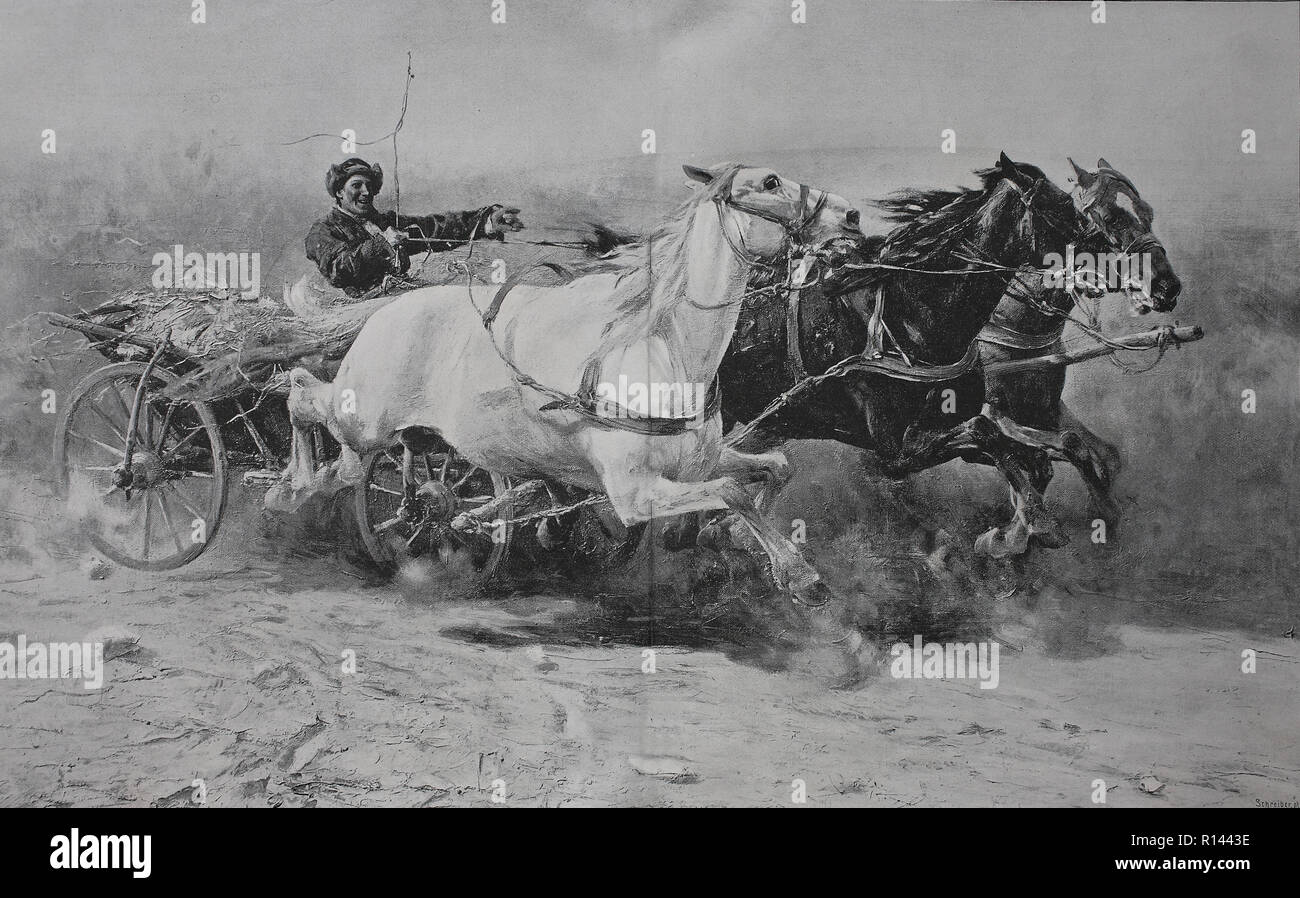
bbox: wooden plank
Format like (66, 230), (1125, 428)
(983, 324), (1203, 376)
(46, 312), (194, 361)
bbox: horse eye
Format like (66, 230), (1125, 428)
(762, 174), (781, 191)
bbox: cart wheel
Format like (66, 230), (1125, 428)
(355, 446), (512, 580)
(54, 362), (228, 570)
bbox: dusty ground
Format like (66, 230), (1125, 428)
(1, 468), (1295, 809)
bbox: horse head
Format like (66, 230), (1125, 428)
(683, 163), (863, 267)
(973, 153), (1082, 269)
(1069, 157), (1181, 313)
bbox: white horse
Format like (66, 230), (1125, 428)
(277, 163), (867, 648)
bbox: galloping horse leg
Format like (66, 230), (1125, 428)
(1057, 401), (1123, 528)
(265, 367), (330, 512)
(982, 403), (1081, 461)
(980, 402), (1075, 498)
(664, 445), (791, 552)
(886, 414), (1067, 556)
(393, 427), (439, 523)
(696, 445), (792, 554)
(602, 471), (868, 660)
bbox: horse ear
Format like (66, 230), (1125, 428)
(1068, 157), (1095, 187)
(997, 151), (1019, 176)
(683, 164), (714, 185)
(1096, 156), (1113, 170)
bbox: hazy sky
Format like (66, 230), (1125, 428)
(2, 0), (1296, 179)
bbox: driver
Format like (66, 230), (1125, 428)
(306, 157), (524, 297)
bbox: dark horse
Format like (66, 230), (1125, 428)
(973, 158), (1181, 529)
(713, 153), (1182, 556)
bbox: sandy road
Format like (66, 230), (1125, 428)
(1, 532), (1295, 808)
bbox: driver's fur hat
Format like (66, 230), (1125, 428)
(327, 158), (383, 197)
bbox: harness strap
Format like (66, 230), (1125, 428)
(481, 260), (567, 329)
(834, 339), (982, 383)
(977, 319), (1066, 351)
(866, 284), (887, 357)
(537, 360), (724, 436)
(785, 255), (810, 381)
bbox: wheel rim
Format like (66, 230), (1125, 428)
(55, 363), (227, 570)
(356, 446), (511, 579)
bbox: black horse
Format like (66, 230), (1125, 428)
(713, 153), (1182, 556)
(972, 158), (1181, 529)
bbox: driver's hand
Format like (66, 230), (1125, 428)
(490, 206), (525, 233)
(380, 226), (406, 247)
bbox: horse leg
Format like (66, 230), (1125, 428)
(337, 445), (363, 486)
(887, 415), (1066, 556)
(980, 402), (1075, 505)
(982, 402), (1080, 462)
(696, 445), (792, 553)
(976, 449), (1066, 557)
(603, 472), (868, 660)
(602, 474), (806, 584)
(265, 367), (330, 512)
(1057, 401), (1123, 528)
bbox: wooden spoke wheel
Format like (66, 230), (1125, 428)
(355, 446), (513, 580)
(54, 362), (228, 570)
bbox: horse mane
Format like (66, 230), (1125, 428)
(564, 162), (744, 363)
(855, 162), (1049, 286)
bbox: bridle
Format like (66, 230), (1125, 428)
(715, 177), (831, 263)
(683, 168), (849, 310)
(1074, 173), (1165, 256)
(1071, 172), (1168, 311)
(697, 169), (840, 310)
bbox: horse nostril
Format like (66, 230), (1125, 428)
(846, 209), (860, 228)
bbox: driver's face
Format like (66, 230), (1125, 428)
(337, 175), (376, 216)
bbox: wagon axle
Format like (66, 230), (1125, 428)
(399, 479), (461, 526)
(111, 450), (166, 497)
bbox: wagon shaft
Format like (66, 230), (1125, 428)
(982, 324), (1204, 376)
